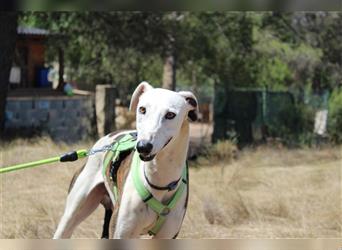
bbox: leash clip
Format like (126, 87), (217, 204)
(87, 144), (114, 156)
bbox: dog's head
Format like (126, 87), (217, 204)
(129, 81), (199, 161)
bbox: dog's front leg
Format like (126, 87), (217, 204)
(152, 191), (187, 239)
(113, 201), (148, 238)
(112, 176), (152, 238)
(53, 160), (105, 239)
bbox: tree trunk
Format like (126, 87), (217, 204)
(0, 12), (18, 137)
(163, 31), (176, 91)
(162, 52), (176, 91)
(192, 66), (198, 94)
(57, 47), (65, 91)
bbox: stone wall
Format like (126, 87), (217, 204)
(5, 95), (95, 142)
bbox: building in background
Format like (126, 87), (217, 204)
(5, 26), (95, 141)
(9, 26), (65, 93)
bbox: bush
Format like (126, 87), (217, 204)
(267, 103), (315, 146)
(195, 140), (238, 166)
(208, 140), (238, 161)
(328, 89), (342, 143)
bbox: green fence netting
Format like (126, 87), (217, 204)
(212, 87), (295, 145)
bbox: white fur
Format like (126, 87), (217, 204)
(53, 82), (197, 239)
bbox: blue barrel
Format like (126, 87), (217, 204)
(36, 67), (52, 87)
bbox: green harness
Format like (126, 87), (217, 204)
(102, 133), (188, 236)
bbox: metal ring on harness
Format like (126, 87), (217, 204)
(160, 207), (170, 216)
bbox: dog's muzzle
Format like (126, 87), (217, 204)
(139, 154), (156, 161)
(136, 137), (173, 162)
(137, 140), (155, 161)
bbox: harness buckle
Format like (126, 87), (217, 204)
(160, 207), (170, 216)
(167, 180), (179, 191)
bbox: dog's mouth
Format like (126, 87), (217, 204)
(138, 138), (172, 162)
(139, 154), (156, 162)
(164, 137), (172, 148)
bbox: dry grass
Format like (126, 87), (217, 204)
(0, 138), (341, 238)
(183, 146), (342, 238)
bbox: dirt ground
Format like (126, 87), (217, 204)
(0, 136), (341, 238)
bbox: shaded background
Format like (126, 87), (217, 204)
(1, 12), (342, 146)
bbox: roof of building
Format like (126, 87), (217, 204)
(17, 26), (50, 36)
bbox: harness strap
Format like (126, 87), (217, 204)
(144, 168), (181, 191)
(102, 133), (137, 199)
(102, 132), (188, 236)
(131, 151), (188, 236)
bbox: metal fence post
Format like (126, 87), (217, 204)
(262, 86), (267, 124)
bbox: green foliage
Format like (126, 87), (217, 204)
(254, 28), (322, 90)
(328, 89), (342, 143)
(19, 12), (342, 91)
(195, 12), (257, 88)
(18, 12), (342, 144)
(20, 12), (174, 99)
(255, 56), (292, 90)
(292, 12), (342, 90)
(267, 102), (315, 146)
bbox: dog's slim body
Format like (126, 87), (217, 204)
(53, 82), (198, 239)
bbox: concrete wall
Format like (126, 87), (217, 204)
(5, 95), (95, 142)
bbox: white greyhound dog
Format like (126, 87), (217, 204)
(53, 81), (198, 239)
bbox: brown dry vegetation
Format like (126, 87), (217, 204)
(0, 138), (341, 238)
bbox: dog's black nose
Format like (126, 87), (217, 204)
(136, 140), (153, 155)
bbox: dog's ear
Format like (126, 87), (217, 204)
(129, 81), (153, 112)
(178, 91), (199, 122)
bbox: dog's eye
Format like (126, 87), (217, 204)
(165, 112), (176, 120)
(139, 107), (146, 114)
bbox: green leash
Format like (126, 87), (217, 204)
(0, 138), (120, 175)
(1, 132), (188, 236)
(0, 149), (88, 174)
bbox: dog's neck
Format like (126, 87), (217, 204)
(141, 119), (189, 199)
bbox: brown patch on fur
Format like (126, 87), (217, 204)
(68, 164), (86, 193)
(103, 151), (134, 237)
